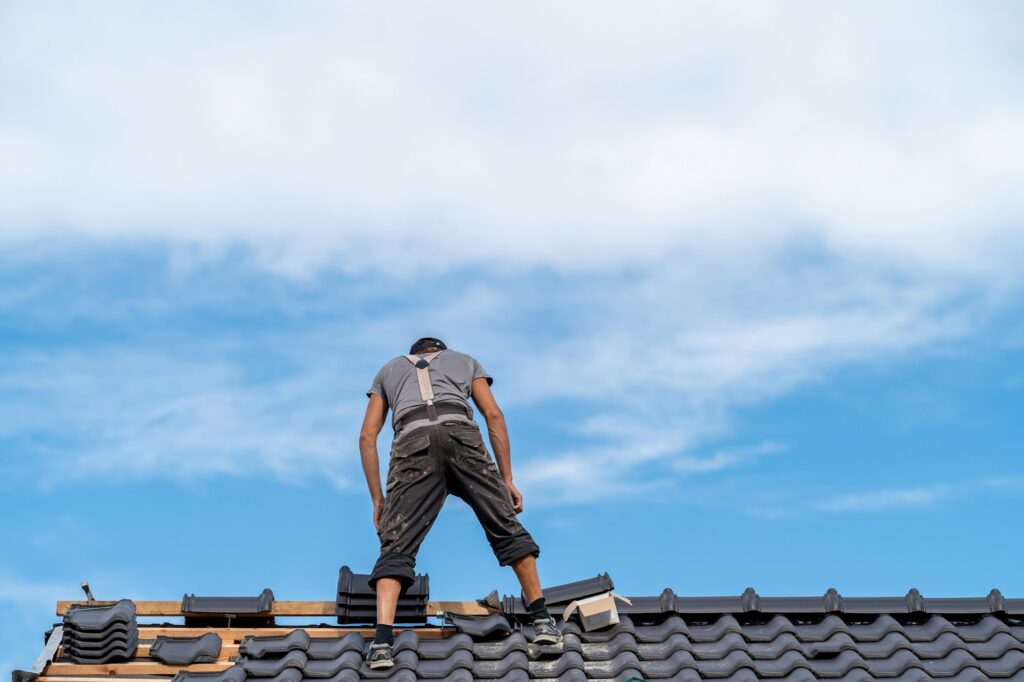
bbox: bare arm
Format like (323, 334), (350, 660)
(471, 377), (524, 513)
(359, 393), (388, 529)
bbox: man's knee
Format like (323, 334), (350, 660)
(493, 532), (540, 567)
(369, 551), (417, 592)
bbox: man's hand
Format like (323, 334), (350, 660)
(359, 394), (388, 531)
(505, 480), (524, 513)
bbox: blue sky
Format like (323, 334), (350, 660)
(2, 0), (1024, 673)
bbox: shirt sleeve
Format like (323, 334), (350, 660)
(471, 356), (494, 386)
(367, 367), (387, 400)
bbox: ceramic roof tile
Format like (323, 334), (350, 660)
(240, 630), (310, 658)
(150, 632), (222, 665)
(473, 633), (529, 660)
(638, 648), (699, 678)
(181, 588), (274, 614)
(579, 630), (638, 660)
(638, 632), (693, 660)
(306, 633), (365, 660)
(171, 666), (247, 682)
(301, 650), (362, 678)
(240, 649), (308, 677)
(471, 650), (528, 678)
(747, 632), (807, 659)
(416, 633), (473, 659)
(526, 650), (584, 678)
(415, 648), (472, 678)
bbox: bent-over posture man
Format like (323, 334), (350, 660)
(359, 337), (561, 668)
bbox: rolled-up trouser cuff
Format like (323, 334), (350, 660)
(369, 551), (416, 592)
(492, 531), (540, 567)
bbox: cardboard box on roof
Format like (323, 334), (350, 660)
(560, 591), (632, 631)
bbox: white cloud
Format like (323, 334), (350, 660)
(816, 486), (951, 513)
(0, 348), (367, 487)
(0, 2), (1021, 500)
(671, 442), (784, 474)
(0, 2), (1021, 279)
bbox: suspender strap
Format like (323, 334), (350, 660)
(405, 354), (438, 421)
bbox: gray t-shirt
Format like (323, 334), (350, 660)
(367, 349), (493, 428)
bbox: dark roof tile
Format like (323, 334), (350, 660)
(416, 633), (472, 660)
(751, 648), (814, 677)
(748, 632), (806, 659)
(638, 648), (698, 678)
(445, 613), (512, 639)
(306, 633), (364, 660)
(181, 588), (274, 614)
(473, 633), (528, 660)
(978, 650), (1024, 677)
(171, 665), (247, 682)
(471, 650), (528, 678)
(150, 633), (222, 665)
(527, 669), (587, 682)
(240, 649), (308, 677)
(691, 631), (747, 659)
(580, 649), (641, 678)
(240, 630), (310, 658)
(636, 615), (690, 642)
(639, 632), (692, 660)
(258, 669), (302, 682)
(688, 616), (744, 643)
(579, 631), (638, 660)
(803, 649), (869, 677)
(301, 651), (362, 678)
(526, 650), (584, 677)
(694, 649), (758, 678)
(415, 648), (472, 678)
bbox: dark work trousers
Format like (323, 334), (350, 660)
(369, 419), (540, 591)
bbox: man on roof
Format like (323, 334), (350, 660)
(358, 336), (561, 668)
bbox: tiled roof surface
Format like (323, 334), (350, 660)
(208, 609), (1024, 682)
(32, 582), (1024, 682)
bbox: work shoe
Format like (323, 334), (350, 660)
(531, 616), (563, 645)
(366, 642), (395, 669)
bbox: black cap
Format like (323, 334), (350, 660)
(410, 337), (447, 354)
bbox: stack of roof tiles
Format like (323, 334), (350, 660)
(336, 566), (429, 624)
(61, 599), (138, 663)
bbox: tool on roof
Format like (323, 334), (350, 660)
(80, 582), (95, 602)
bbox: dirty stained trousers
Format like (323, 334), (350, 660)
(369, 419), (540, 590)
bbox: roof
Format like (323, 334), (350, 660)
(20, 578), (1024, 682)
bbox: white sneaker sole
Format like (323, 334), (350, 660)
(532, 635), (563, 645)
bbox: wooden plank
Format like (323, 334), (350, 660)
(56, 645), (241, 662)
(135, 626), (452, 641)
(40, 678), (171, 682)
(44, 663), (227, 676)
(56, 601), (334, 617)
(57, 599), (490, 617)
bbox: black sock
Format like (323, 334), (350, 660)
(528, 597), (550, 621)
(373, 624), (394, 646)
